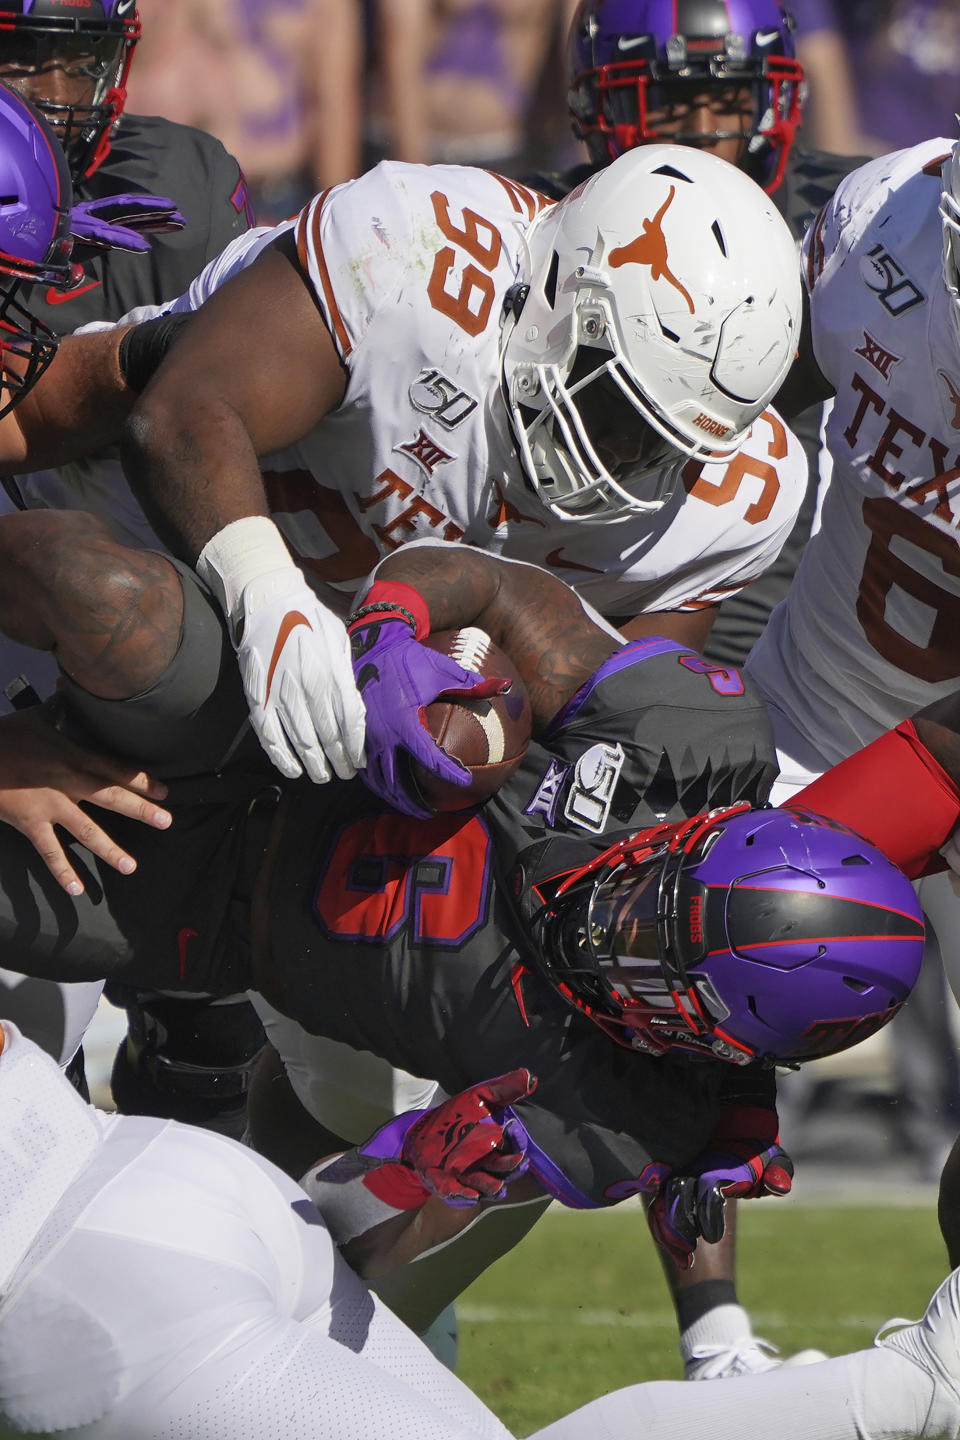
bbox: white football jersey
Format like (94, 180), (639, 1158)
(748, 139), (960, 767)
(0, 1023), (106, 1291)
(76, 162), (807, 619)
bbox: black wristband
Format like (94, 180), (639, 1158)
(118, 311), (192, 393)
(347, 601), (418, 632)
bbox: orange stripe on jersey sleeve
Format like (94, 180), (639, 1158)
(295, 187), (352, 359)
(678, 580), (750, 610)
(485, 171), (554, 221)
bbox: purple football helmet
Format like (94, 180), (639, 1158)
(568, 0), (803, 192)
(0, 0), (139, 180)
(532, 804), (925, 1066)
(0, 81), (73, 416)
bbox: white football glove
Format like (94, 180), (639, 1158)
(236, 568), (366, 782)
(196, 517), (366, 784)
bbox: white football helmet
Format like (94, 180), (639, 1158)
(940, 142), (960, 344)
(501, 144), (802, 521)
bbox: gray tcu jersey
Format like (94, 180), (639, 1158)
(33, 113), (252, 336)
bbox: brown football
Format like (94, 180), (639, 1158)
(407, 627), (532, 812)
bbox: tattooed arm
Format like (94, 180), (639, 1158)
(0, 509), (181, 698)
(366, 545), (621, 730)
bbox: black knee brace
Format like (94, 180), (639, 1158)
(106, 985), (266, 1138)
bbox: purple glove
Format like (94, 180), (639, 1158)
(348, 613), (507, 817)
(635, 1162), (700, 1271)
(71, 194), (186, 254)
(637, 1108), (794, 1270)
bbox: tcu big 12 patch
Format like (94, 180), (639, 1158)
(563, 743), (626, 834)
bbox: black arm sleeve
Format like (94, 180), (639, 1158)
(117, 312), (193, 393)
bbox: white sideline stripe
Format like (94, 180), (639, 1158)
(457, 1304), (889, 1331)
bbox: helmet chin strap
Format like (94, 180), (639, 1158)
(625, 1010), (758, 1065)
(563, 974), (758, 1065)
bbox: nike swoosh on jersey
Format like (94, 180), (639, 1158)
(617, 34), (647, 50)
(545, 548), (604, 575)
(44, 279), (102, 306)
(265, 610), (312, 702)
(115, 0), (135, 15)
(755, 29), (781, 44)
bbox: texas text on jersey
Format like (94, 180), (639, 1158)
(748, 138), (960, 768)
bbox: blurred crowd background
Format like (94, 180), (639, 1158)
(124, 1), (960, 225)
(105, 0), (960, 1185)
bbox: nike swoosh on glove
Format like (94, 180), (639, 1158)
(235, 567), (366, 784)
(71, 194), (186, 254)
(348, 615), (509, 817)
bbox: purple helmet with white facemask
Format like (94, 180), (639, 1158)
(0, 80), (73, 416)
(0, 0), (139, 181)
(531, 805), (924, 1066)
(568, 0), (803, 192)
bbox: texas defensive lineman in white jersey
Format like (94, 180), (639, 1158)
(748, 139), (960, 772)
(103, 155), (806, 626)
(274, 161), (805, 619)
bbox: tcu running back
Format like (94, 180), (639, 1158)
(540, 0), (866, 1377)
(0, 513), (924, 1259)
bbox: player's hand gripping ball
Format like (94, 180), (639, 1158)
(408, 628), (532, 812)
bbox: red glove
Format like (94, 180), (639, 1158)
(359, 1069), (538, 1206)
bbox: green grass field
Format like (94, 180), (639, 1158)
(456, 1199), (948, 1437)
